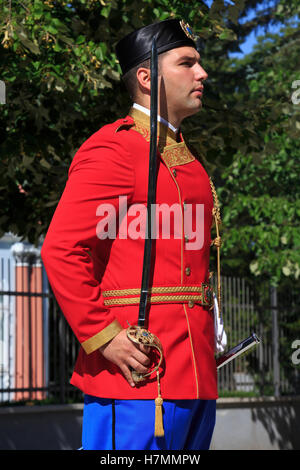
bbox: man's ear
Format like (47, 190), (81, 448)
(136, 67), (151, 94)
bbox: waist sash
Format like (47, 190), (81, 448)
(102, 284), (214, 308)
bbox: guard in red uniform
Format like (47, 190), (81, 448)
(41, 18), (219, 450)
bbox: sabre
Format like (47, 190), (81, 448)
(216, 332), (260, 369)
(138, 35), (158, 328)
(125, 36), (165, 438)
(126, 36), (163, 384)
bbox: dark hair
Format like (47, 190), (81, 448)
(122, 58), (150, 101)
(122, 51), (168, 101)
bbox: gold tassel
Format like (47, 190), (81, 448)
(154, 371), (164, 437)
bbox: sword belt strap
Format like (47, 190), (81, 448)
(102, 284), (214, 308)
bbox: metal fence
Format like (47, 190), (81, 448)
(216, 276), (300, 396)
(0, 255), (82, 404)
(0, 255), (299, 404)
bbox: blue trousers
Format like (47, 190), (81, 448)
(82, 395), (216, 450)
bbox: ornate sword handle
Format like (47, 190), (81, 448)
(126, 323), (163, 383)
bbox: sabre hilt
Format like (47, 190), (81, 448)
(126, 323), (163, 383)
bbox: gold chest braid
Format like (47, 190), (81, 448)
(209, 177), (222, 318)
(123, 107), (223, 320)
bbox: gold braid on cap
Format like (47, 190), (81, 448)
(209, 177), (222, 318)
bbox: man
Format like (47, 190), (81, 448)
(41, 18), (218, 450)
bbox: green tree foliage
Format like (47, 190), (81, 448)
(0, 0), (299, 254)
(217, 22), (300, 285)
(0, 0), (225, 243)
(1, 0), (299, 395)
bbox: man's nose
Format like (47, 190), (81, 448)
(195, 64), (208, 81)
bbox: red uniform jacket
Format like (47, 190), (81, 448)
(41, 107), (218, 400)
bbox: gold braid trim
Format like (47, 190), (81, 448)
(209, 178), (222, 318)
(209, 177), (222, 226)
(102, 285), (211, 297)
(81, 319), (123, 354)
(104, 294), (212, 307)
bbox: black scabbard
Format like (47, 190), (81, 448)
(216, 333), (260, 369)
(138, 37), (158, 327)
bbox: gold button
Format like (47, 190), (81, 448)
(185, 267), (191, 276)
(183, 201), (187, 210)
(172, 169), (177, 177)
(188, 300), (194, 308)
(184, 235), (189, 243)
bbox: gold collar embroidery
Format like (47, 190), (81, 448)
(128, 107), (195, 168)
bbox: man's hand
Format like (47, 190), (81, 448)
(99, 329), (150, 387)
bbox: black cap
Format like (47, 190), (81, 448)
(116, 19), (198, 75)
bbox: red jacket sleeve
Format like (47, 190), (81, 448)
(41, 126), (135, 354)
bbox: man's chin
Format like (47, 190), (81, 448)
(184, 102), (203, 118)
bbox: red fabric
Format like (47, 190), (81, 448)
(41, 115), (218, 400)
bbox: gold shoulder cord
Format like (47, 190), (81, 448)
(209, 178), (222, 318)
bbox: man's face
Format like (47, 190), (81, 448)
(158, 46), (208, 123)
